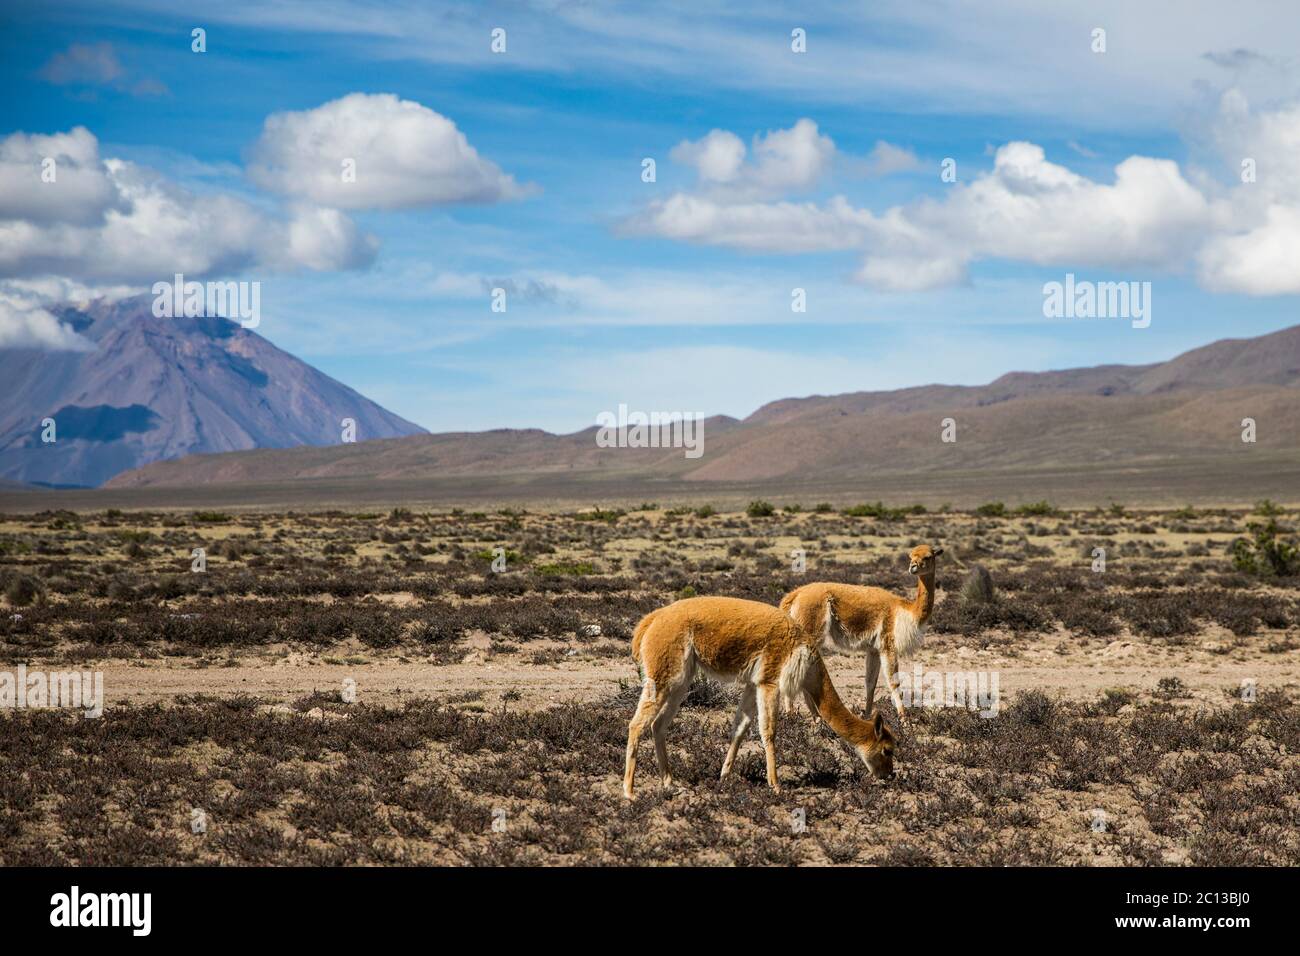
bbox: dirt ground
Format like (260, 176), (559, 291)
(79, 630), (1300, 712)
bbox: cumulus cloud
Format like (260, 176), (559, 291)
(247, 93), (532, 209)
(0, 127), (126, 226)
(627, 109), (1300, 295)
(283, 206), (379, 272)
(0, 127), (376, 285)
(1192, 90), (1300, 294)
(669, 129), (746, 184)
(0, 293), (94, 351)
(1199, 204), (1300, 295)
(669, 119), (835, 198)
(853, 142), (1218, 289)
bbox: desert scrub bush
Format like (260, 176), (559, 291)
(1111, 591), (1197, 638)
(534, 561), (596, 576)
(3, 574), (41, 606)
(574, 507), (624, 523)
(1231, 519), (1299, 578)
(1155, 676), (1189, 699)
(974, 502), (1006, 517)
(191, 511), (231, 523)
(1014, 500), (1058, 516)
(3, 687), (1300, 865)
(930, 591), (1052, 636)
(0, 537), (31, 556)
(474, 547), (524, 567)
(842, 501), (906, 520)
(745, 500), (775, 518)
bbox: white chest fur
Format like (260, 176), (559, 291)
(889, 607), (925, 657)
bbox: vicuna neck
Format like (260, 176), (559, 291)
(910, 571), (936, 624)
(809, 664), (877, 747)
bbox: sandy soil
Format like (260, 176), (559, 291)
(89, 630), (1300, 713)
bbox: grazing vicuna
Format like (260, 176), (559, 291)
(624, 595), (895, 799)
(780, 544), (943, 726)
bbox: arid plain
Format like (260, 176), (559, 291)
(2, 500), (1298, 865)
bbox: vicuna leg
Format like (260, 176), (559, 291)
(755, 683), (781, 793)
(883, 645), (908, 725)
(720, 685), (757, 779)
(650, 682), (688, 790)
(864, 650), (881, 714)
(624, 680), (667, 799)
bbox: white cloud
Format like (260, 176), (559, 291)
(0, 293), (94, 351)
(622, 193), (873, 252)
(0, 277), (138, 304)
(669, 129), (745, 184)
(0, 127), (125, 226)
(629, 125), (1281, 294)
(1192, 90), (1300, 294)
(853, 142), (1218, 289)
(855, 256), (968, 293)
(247, 93), (532, 210)
(0, 127), (376, 284)
(1198, 204), (1300, 294)
(861, 141), (921, 176)
(283, 205), (379, 272)
(669, 119), (834, 198)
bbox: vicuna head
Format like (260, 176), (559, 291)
(858, 710), (896, 779)
(908, 543), (943, 576)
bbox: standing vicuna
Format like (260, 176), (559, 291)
(624, 595), (895, 799)
(780, 544), (943, 727)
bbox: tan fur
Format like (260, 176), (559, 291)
(624, 595), (895, 799)
(780, 544), (943, 726)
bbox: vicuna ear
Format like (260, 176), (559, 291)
(872, 711), (884, 736)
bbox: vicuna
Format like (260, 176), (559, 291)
(781, 544), (943, 726)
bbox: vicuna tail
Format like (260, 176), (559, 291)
(630, 610), (657, 664)
(778, 591), (797, 615)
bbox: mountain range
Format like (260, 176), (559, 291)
(4, 296), (1297, 501)
(100, 322), (1300, 493)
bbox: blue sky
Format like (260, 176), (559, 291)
(3, 1), (1299, 432)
